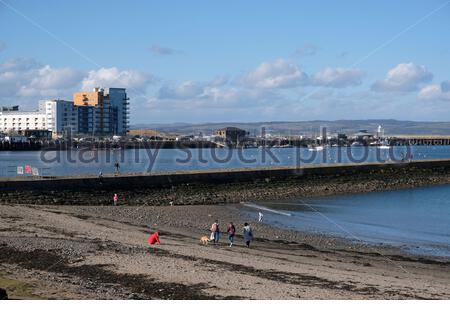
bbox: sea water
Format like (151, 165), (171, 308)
(1, 145), (450, 177)
(244, 185), (450, 257)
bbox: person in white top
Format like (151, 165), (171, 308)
(258, 211), (263, 222)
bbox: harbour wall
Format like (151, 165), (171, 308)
(1, 159), (450, 205)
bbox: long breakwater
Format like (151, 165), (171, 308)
(1, 159), (450, 206)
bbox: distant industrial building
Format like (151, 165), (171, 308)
(0, 87), (129, 137)
(215, 127), (249, 145)
(353, 129), (374, 141)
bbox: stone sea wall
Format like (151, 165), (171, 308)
(1, 159), (450, 205)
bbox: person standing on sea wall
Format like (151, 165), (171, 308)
(114, 162), (120, 175)
(243, 222), (253, 248)
(210, 220), (220, 245)
(227, 222), (236, 247)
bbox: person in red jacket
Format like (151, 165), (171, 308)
(148, 231), (161, 245)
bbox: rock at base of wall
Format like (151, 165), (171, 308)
(0, 287), (8, 300)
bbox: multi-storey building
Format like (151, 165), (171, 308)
(38, 100), (78, 135)
(0, 106), (47, 133)
(73, 87), (129, 135)
(0, 87), (129, 137)
(108, 88), (130, 135)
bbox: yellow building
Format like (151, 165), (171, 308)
(73, 89), (103, 107)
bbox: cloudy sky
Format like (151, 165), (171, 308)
(0, 0), (449, 123)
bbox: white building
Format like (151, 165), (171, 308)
(38, 100), (78, 135)
(0, 106), (47, 133)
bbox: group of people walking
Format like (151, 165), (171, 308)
(210, 220), (254, 248)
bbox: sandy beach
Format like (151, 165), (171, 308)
(0, 203), (449, 299)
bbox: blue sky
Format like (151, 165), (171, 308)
(1, 0), (449, 123)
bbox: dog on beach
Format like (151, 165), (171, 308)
(200, 236), (210, 245)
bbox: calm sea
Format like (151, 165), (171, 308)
(1, 145), (450, 177)
(243, 185), (450, 257)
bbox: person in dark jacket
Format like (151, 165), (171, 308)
(243, 222), (253, 248)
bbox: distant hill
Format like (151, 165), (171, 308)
(131, 120), (450, 136)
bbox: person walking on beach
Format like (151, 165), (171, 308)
(227, 222), (236, 247)
(210, 220), (220, 245)
(243, 222), (253, 248)
(113, 193), (119, 206)
(258, 211), (263, 222)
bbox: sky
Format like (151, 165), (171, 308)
(0, 0), (449, 124)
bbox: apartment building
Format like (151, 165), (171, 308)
(0, 106), (47, 133)
(0, 87), (129, 137)
(73, 87), (129, 135)
(38, 100), (78, 135)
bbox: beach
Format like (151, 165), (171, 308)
(1, 204), (449, 299)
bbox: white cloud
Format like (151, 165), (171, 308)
(3, 56), (449, 123)
(149, 75), (281, 114)
(312, 67), (365, 88)
(1, 58), (41, 72)
(0, 59), (153, 103)
(81, 67), (152, 91)
(0, 58), (84, 98)
(149, 86), (278, 112)
(28, 66), (84, 90)
(308, 89), (334, 100)
(442, 80), (450, 92)
(208, 75), (229, 87)
(154, 67), (286, 111)
(418, 82), (450, 101)
(241, 60), (363, 89)
(241, 59), (308, 89)
(372, 63), (433, 92)
(158, 81), (205, 100)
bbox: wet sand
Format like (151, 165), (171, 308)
(0, 204), (449, 299)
